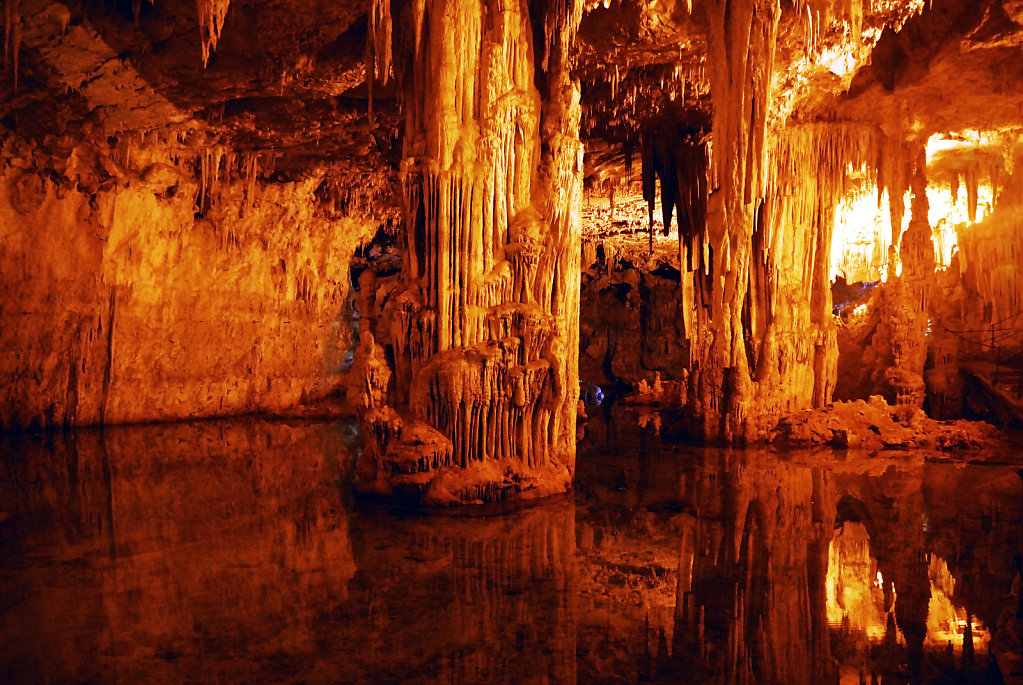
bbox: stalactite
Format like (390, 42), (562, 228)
(195, 144), (225, 215)
(877, 134), (916, 276)
(965, 164), (979, 223)
(4, 0), (21, 90)
(196, 0), (230, 67)
(243, 152), (259, 215)
(371, 0), (393, 85)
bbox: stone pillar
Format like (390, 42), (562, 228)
(885, 147), (934, 408)
(355, 0), (582, 504)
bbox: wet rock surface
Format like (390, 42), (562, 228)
(773, 395), (1007, 452)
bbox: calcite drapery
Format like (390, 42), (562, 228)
(354, 0), (583, 503)
(645, 0), (881, 441)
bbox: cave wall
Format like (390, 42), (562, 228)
(578, 244), (686, 389)
(0, 134), (374, 430)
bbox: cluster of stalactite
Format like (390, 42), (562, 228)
(952, 139), (1023, 324)
(353, 0), (583, 504)
(758, 123), (879, 410)
(639, 120), (709, 251)
(196, 0), (231, 67)
(639, 0), (886, 440)
(960, 209), (1023, 325)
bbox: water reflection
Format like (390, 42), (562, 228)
(0, 412), (1020, 683)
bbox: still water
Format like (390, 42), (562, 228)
(0, 409), (1020, 684)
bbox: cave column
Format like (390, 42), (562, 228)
(354, 0), (582, 504)
(693, 0), (780, 441)
(885, 145), (934, 408)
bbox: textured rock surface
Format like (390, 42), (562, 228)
(350, 0), (584, 503)
(0, 134), (376, 429)
(773, 394), (1006, 451)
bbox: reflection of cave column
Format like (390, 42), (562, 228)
(873, 478), (931, 681)
(357, 499), (576, 682)
(356, 0), (582, 504)
(670, 455), (839, 683)
(807, 467), (837, 683)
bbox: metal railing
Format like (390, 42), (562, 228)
(946, 310), (1023, 398)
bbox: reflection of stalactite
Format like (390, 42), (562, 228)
(356, 0), (582, 504)
(668, 454), (838, 683)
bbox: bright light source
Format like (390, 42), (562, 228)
(832, 180), (992, 283)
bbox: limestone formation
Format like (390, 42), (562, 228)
(1, 0), (1023, 500)
(350, 0), (584, 503)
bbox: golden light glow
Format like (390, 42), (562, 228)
(925, 555), (992, 652)
(827, 523), (992, 656)
(826, 522), (893, 641)
(831, 182), (993, 283)
(925, 130), (994, 162)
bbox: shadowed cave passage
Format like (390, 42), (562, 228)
(0, 412), (1021, 683)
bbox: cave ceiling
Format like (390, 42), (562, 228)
(4, 0), (1023, 194)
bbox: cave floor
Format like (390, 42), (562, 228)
(0, 411), (1021, 684)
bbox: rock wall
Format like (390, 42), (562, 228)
(0, 133), (376, 430)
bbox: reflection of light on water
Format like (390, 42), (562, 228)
(925, 555), (991, 652)
(826, 522), (892, 641)
(826, 522), (991, 654)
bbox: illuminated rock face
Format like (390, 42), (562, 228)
(353, 0), (583, 504)
(0, 137), (374, 429)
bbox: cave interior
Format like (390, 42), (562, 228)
(1, 0), (1023, 682)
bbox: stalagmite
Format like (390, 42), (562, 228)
(884, 144), (933, 407)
